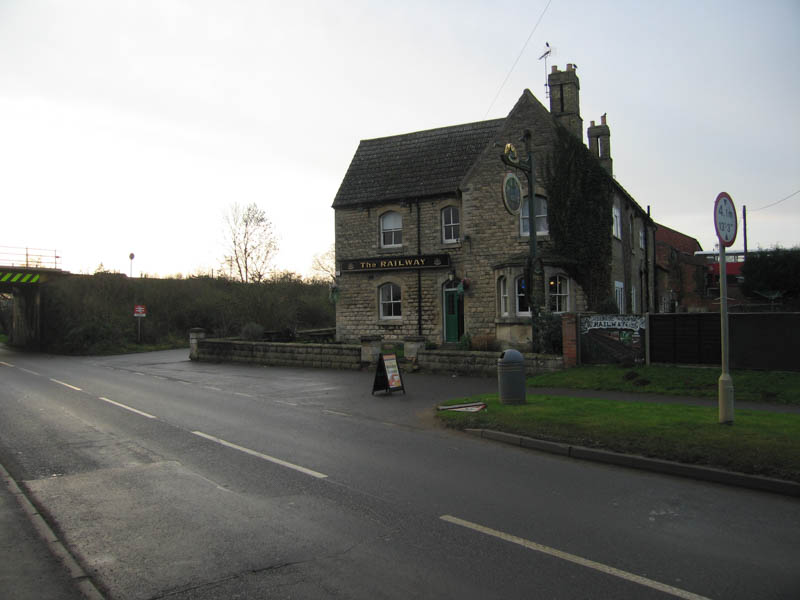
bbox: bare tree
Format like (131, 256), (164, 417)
(310, 244), (336, 282)
(222, 203), (277, 283)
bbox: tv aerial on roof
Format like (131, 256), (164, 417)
(538, 42), (553, 98)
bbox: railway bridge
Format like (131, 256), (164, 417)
(0, 247), (68, 350)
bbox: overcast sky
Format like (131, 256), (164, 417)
(1, 0), (798, 277)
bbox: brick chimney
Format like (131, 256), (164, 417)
(548, 64), (583, 142)
(587, 113), (612, 175)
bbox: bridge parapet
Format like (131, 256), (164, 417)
(0, 246), (61, 269)
(0, 247), (66, 293)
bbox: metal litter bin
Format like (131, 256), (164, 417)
(497, 349), (526, 405)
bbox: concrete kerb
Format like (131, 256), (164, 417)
(464, 429), (800, 497)
(0, 462), (106, 600)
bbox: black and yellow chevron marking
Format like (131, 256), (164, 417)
(0, 272), (41, 284)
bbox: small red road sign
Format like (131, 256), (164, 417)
(134, 304), (147, 318)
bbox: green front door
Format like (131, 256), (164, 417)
(444, 283), (463, 343)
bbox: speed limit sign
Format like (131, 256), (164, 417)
(713, 192), (737, 247)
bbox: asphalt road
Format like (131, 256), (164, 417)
(1, 347), (798, 599)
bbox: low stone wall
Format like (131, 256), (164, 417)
(196, 339), (362, 370)
(416, 348), (563, 377)
(194, 337), (563, 377)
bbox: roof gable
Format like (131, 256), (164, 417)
(655, 223), (703, 254)
(332, 119), (504, 208)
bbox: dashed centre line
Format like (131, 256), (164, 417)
(440, 515), (712, 600)
(98, 397), (158, 419)
(50, 378), (82, 392)
(191, 431), (328, 479)
(0, 361), (14, 367)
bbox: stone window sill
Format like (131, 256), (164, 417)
(495, 317), (532, 325)
(378, 320), (404, 328)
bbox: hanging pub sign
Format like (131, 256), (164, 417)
(342, 254), (450, 273)
(372, 353), (405, 395)
(502, 172), (523, 215)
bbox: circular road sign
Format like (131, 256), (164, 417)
(713, 192), (737, 247)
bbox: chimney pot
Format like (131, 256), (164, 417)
(567, 63), (573, 71)
(590, 120), (596, 127)
(551, 65), (558, 73)
(601, 113), (607, 125)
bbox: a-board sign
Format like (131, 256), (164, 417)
(371, 353), (405, 395)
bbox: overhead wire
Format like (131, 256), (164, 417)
(748, 188), (800, 212)
(483, 0), (553, 119)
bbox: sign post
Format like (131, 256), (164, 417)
(713, 192), (737, 424)
(134, 304), (147, 344)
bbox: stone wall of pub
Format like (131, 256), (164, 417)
(196, 339), (362, 370)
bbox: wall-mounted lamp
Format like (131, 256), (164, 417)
(448, 269), (456, 282)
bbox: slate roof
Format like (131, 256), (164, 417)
(332, 119), (504, 208)
(655, 222), (702, 255)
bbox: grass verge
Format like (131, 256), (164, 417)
(438, 394), (800, 483)
(528, 365), (800, 405)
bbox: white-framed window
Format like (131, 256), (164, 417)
(380, 211), (402, 248)
(520, 196), (548, 236)
(612, 205), (622, 239)
(639, 228), (646, 250)
(379, 282), (402, 319)
(442, 206), (460, 243)
(516, 276), (531, 315)
(615, 281), (625, 314)
(498, 276), (509, 316)
(548, 274), (569, 313)
(520, 201), (529, 236)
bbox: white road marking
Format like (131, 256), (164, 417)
(98, 397), (158, 419)
(19, 368), (41, 376)
(50, 379), (82, 392)
(275, 400), (298, 406)
(0, 361), (14, 367)
(191, 431), (328, 479)
(440, 515), (712, 600)
(234, 392), (253, 398)
(204, 386), (222, 392)
(322, 409), (350, 417)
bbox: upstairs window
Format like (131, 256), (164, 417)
(380, 211), (402, 248)
(630, 215), (635, 248)
(612, 206), (622, 239)
(639, 228), (646, 250)
(442, 206), (460, 243)
(535, 196), (548, 235)
(379, 282), (402, 319)
(520, 196), (548, 236)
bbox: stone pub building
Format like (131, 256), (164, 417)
(332, 64), (656, 350)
